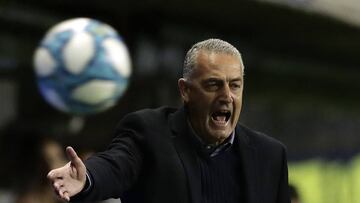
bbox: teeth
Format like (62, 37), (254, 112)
(215, 115), (226, 121)
(212, 110), (231, 122)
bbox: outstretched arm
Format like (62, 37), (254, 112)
(47, 146), (86, 202)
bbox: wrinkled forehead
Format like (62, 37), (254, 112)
(197, 51), (243, 70)
(189, 51), (243, 79)
(196, 49), (242, 66)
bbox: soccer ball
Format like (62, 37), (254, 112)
(33, 18), (132, 115)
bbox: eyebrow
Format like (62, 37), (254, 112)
(202, 77), (242, 84)
(229, 77), (242, 82)
(204, 76), (242, 81)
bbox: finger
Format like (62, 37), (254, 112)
(58, 187), (69, 201)
(66, 146), (83, 168)
(47, 170), (54, 179)
(53, 185), (64, 199)
(63, 191), (70, 202)
(53, 180), (63, 190)
(47, 169), (62, 180)
(66, 146), (78, 161)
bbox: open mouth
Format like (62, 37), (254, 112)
(211, 110), (231, 125)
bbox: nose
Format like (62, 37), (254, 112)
(219, 84), (233, 104)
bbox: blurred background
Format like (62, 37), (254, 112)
(0, 0), (360, 202)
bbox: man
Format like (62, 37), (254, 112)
(48, 39), (290, 203)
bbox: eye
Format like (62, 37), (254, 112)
(204, 80), (222, 91)
(230, 82), (241, 90)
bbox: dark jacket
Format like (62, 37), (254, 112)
(78, 106), (290, 203)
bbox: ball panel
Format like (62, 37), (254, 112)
(42, 30), (73, 70)
(39, 84), (69, 112)
(103, 38), (132, 78)
(34, 48), (57, 77)
(70, 80), (118, 105)
(93, 100), (117, 113)
(47, 18), (90, 38)
(86, 20), (118, 39)
(63, 32), (94, 75)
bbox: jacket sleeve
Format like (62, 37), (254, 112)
(71, 112), (146, 202)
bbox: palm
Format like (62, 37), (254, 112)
(47, 147), (86, 202)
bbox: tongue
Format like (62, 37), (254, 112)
(215, 115), (226, 121)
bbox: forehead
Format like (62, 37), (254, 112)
(192, 51), (243, 79)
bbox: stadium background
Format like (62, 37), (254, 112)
(1, 0), (360, 202)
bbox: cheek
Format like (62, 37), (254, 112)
(232, 98), (242, 118)
(235, 98), (242, 107)
(191, 92), (213, 105)
(233, 92), (243, 105)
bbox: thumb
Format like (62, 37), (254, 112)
(66, 146), (83, 169)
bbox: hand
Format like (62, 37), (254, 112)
(47, 146), (87, 202)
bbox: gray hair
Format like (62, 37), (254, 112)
(183, 38), (244, 79)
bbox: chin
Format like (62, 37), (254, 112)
(211, 132), (230, 142)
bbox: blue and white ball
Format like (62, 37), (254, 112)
(33, 18), (131, 115)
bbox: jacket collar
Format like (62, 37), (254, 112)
(236, 124), (261, 203)
(169, 107), (202, 203)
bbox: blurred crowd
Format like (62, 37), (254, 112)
(0, 120), (119, 203)
(0, 120), (66, 203)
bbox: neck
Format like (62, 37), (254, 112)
(187, 119), (225, 146)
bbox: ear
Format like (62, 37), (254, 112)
(178, 78), (190, 103)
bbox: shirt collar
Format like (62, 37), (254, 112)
(187, 120), (235, 157)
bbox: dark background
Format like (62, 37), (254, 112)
(1, 0), (360, 162)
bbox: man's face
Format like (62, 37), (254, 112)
(179, 51), (243, 144)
